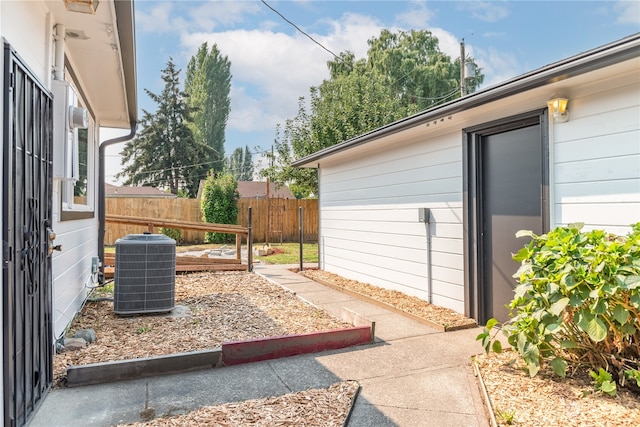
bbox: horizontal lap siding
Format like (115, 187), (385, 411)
(553, 76), (640, 233)
(51, 219), (98, 338)
(319, 132), (465, 313)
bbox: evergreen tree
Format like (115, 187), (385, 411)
(118, 59), (209, 197)
(242, 145), (254, 181)
(226, 147), (243, 180)
(185, 42), (231, 173)
(225, 145), (254, 181)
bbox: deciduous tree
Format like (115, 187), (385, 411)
(262, 29), (483, 195)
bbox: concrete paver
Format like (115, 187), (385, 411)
(29, 264), (490, 427)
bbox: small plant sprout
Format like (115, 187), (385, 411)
(137, 325), (152, 334)
(589, 368), (617, 396)
(495, 408), (516, 425)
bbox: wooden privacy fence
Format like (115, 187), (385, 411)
(104, 197), (318, 245)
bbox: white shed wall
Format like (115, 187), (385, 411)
(552, 70), (640, 235)
(319, 132), (466, 313)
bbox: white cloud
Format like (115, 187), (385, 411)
(180, 12), (391, 134)
(136, 2), (176, 32)
(615, 0), (640, 25)
(394, 1), (435, 28)
(148, 3), (464, 140)
(458, 1), (509, 23)
(136, 1), (263, 33)
(472, 47), (522, 88)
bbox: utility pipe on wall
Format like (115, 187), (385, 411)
(54, 24), (65, 81)
(419, 207), (433, 303)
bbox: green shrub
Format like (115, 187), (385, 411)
(159, 227), (182, 243)
(200, 171), (239, 244)
(477, 223), (640, 393)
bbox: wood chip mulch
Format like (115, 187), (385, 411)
(299, 269), (476, 329)
(474, 351), (640, 427)
(118, 380), (360, 427)
(54, 271), (351, 386)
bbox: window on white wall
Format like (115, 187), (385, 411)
(53, 79), (95, 220)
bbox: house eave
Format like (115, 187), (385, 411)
(47, 0), (137, 129)
(292, 32), (640, 168)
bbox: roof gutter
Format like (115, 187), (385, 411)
(293, 32), (640, 168)
(98, 0), (138, 283)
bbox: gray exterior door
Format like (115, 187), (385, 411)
(482, 124), (544, 322)
(3, 43), (54, 427)
(464, 111), (548, 324)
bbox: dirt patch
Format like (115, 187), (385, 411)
(54, 271), (351, 387)
(299, 269), (476, 330)
(118, 380), (360, 427)
(475, 351), (640, 426)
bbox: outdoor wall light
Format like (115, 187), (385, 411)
(547, 97), (569, 123)
(64, 0), (99, 14)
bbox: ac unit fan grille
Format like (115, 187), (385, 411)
(114, 234), (176, 315)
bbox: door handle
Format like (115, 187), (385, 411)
(47, 228), (61, 256)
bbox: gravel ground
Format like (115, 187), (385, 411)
(54, 269), (638, 425)
(475, 351), (640, 427)
(118, 381), (360, 427)
(54, 271), (351, 385)
(299, 269), (477, 329)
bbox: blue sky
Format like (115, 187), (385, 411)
(104, 0), (639, 184)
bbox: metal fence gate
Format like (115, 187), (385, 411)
(2, 42), (54, 427)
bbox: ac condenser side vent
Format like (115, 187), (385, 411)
(114, 234), (176, 315)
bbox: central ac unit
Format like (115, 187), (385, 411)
(114, 233), (176, 315)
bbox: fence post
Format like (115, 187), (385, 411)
(248, 206), (253, 272)
(299, 206), (303, 272)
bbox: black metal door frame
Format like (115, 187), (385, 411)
(463, 109), (549, 324)
(2, 41), (54, 427)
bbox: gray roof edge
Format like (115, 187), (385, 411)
(114, 0), (138, 125)
(293, 32), (640, 168)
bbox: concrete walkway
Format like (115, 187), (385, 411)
(30, 264), (490, 427)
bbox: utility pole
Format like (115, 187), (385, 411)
(460, 39), (466, 97)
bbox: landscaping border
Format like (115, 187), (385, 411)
(307, 275), (476, 332)
(65, 324), (374, 387)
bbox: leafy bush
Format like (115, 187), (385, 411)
(159, 227), (182, 243)
(478, 223), (640, 393)
(200, 171), (239, 243)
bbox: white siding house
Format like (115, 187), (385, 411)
(294, 34), (640, 325)
(0, 1), (136, 424)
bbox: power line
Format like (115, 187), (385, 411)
(260, 0), (343, 62)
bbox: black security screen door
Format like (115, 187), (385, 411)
(3, 43), (54, 427)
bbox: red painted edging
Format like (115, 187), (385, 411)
(221, 326), (372, 366)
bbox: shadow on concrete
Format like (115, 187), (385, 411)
(31, 345), (396, 426)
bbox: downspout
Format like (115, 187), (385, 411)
(419, 208), (432, 303)
(98, 124), (136, 284)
